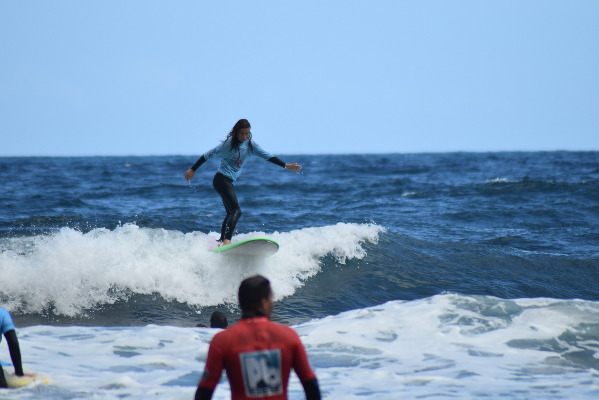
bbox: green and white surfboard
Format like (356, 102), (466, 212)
(210, 238), (279, 257)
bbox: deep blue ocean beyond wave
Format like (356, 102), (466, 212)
(1, 152), (598, 399)
(1, 152), (598, 322)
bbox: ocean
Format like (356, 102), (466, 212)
(0, 151), (598, 399)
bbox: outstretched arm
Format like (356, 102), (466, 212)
(267, 157), (302, 173)
(5, 330), (23, 376)
(185, 155), (207, 181)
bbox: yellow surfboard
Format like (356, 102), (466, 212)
(4, 367), (51, 388)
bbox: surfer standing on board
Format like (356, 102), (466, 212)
(184, 119), (301, 246)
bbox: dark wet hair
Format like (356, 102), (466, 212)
(210, 311), (228, 329)
(225, 118), (253, 153)
(238, 275), (272, 318)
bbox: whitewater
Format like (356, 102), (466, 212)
(1, 152), (598, 398)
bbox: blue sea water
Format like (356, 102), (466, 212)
(0, 152), (598, 399)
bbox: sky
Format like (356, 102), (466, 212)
(1, 1), (598, 156)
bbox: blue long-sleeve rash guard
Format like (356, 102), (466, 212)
(191, 140), (285, 181)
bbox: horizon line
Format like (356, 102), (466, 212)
(1, 148), (598, 158)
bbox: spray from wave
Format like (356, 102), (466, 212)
(0, 223), (384, 316)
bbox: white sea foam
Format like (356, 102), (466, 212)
(1, 294), (597, 399)
(298, 295), (599, 399)
(0, 223), (384, 316)
(484, 177), (510, 184)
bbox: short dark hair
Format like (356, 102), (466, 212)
(210, 311), (228, 329)
(238, 275), (272, 317)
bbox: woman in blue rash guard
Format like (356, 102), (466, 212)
(184, 119), (301, 246)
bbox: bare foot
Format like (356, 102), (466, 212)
(221, 239), (232, 246)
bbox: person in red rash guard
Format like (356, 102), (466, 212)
(195, 275), (320, 400)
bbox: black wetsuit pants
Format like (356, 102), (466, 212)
(0, 366), (7, 388)
(212, 173), (241, 242)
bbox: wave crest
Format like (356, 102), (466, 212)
(0, 223), (384, 316)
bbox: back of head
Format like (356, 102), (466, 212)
(210, 311), (228, 329)
(238, 275), (272, 318)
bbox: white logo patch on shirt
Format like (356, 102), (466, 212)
(239, 349), (282, 397)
